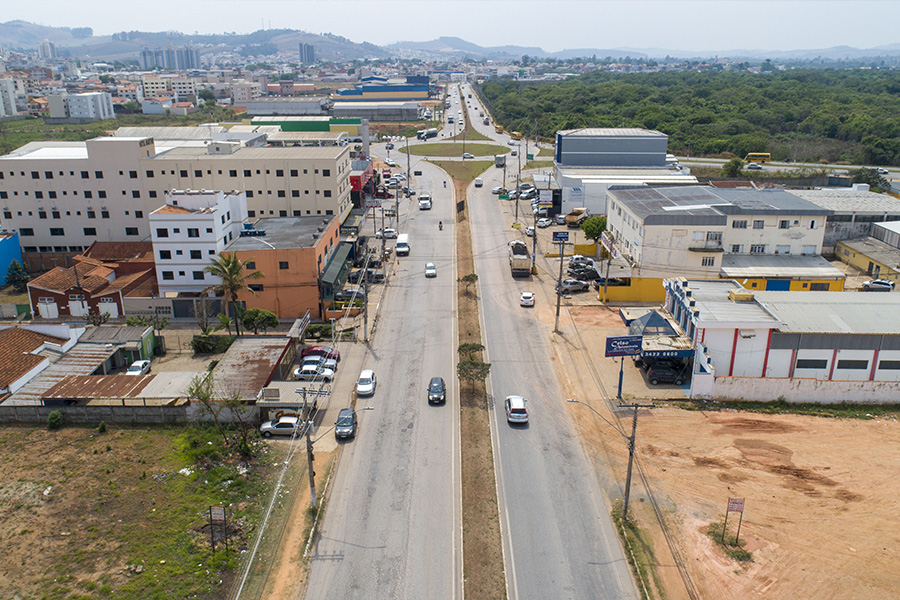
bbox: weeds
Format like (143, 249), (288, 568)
(678, 398), (900, 419)
(707, 521), (753, 563)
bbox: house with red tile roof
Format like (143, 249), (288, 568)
(0, 325), (79, 396)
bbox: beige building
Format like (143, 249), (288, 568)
(140, 75), (198, 100)
(0, 136), (351, 256)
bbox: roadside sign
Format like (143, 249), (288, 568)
(499, 193), (510, 200)
(601, 231), (620, 260)
(209, 505), (225, 523)
(605, 335), (643, 357)
(527, 153), (534, 160)
(552, 231), (569, 242)
(365, 198), (381, 209)
(727, 498), (745, 513)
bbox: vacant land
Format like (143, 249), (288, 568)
(0, 425), (274, 600)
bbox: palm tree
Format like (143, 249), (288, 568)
(204, 253), (265, 337)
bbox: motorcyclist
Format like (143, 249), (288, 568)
(439, 221), (443, 230)
(443, 180), (447, 188)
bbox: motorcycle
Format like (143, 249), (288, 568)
(443, 181), (447, 188)
(439, 221), (443, 231)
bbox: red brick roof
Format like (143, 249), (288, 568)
(82, 241), (154, 263)
(29, 263), (113, 294)
(0, 327), (68, 390)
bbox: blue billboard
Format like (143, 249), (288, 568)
(605, 335), (643, 357)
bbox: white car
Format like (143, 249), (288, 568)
(294, 364), (335, 381)
(462, 153), (475, 159)
(356, 369), (377, 396)
(505, 395), (528, 423)
(525, 226), (535, 237)
(491, 186), (505, 195)
(425, 262), (437, 277)
(260, 416), (301, 438)
(375, 228), (398, 239)
(536, 218), (552, 228)
(126, 359), (151, 375)
(746, 162), (763, 170)
(301, 356), (338, 371)
(520, 292), (535, 307)
(507, 140), (517, 146)
(876, 167), (890, 175)
(385, 158), (397, 167)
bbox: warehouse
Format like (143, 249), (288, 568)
(332, 101), (422, 122)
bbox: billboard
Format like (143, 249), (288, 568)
(605, 335), (643, 357)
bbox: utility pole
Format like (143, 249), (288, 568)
(622, 405), (639, 521)
(362, 254), (370, 342)
(306, 422), (317, 506)
(554, 239), (565, 333)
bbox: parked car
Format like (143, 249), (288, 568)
(520, 291), (535, 307)
(592, 277), (628, 289)
(462, 153), (475, 159)
(126, 359), (151, 375)
(428, 376), (446, 404)
(492, 186), (507, 195)
(301, 345), (341, 361)
(294, 364), (335, 381)
(385, 158), (397, 167)
(556, 278), (590, 293)
(505, 395), (529, 424)
(525, 226), (535, 237)
(536, 218), (552, 228)
(356, 369), (377, 396)
(301, 355), (338, 371)
(520, 183), (535, 192)
(569, 255), (594, 267)
(260, 416), (301, 438)
(334, 289), (366, 302)
(385, 142), (395, 150)
(647, 365), (689, 386)
(334, 408), (357, 439)
(375, 228), (398, 239)
(425, 262), (437, 277)
(746, 162), (762, 170)
(862, 279), (895, 291)
(520, 189), (537, 200)
(508, 190), (519, 200)
(556, 214), (567, 225)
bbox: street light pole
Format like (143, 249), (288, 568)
(554, 239), (565, 333)
(567, 399), (641, 522)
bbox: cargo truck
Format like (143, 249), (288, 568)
(495, 155), (506, 168)
(416, 128), (438, 140)
(508, 240), (531, 277)
(418, 191), (432, 210)
(565, 207), (590, 228)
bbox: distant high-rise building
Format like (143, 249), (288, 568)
(300, 43), (315, 64)
(140, 43), (200, 71)
(38, 39), (57, 60)
(0, 78), (17, 118)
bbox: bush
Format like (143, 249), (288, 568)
(307, 324), (332, 339)
(191, 335), (236, 354)
(47, 410), (64, 430)
(97, 421), (107, 434)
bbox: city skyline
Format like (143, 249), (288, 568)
(3, 0), (900, 56)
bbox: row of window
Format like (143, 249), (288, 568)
(20, 227), (141, 237)
(795, 359), (900, 370)
(156, 227), (210, 238)
(23, 246), (86, 253)
(726, 244), (818, 255)
(0, 170), (104, 180)
(159, 249), (216, 260)
(1, 188), (334, 201)
(247, 208), (334, 218)
(0, 168), (333, 180)
(732, 219), (818, 230)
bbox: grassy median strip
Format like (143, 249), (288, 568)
(454, 176), (507, 599)
(402, 142), (508, 157)
(432, 160), (493, 182)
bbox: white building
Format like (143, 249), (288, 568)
(47, 92), (116, 121)
(150, 190), (247, 295)
(606, 186), (832, 279)
(0, 78), (17, 117)
(665, 278), (900, 403)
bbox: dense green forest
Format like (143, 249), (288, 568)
(479, 70), (900, 166)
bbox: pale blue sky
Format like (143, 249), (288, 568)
(5, 0), (900, 54)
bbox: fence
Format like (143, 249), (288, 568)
(0, 402), (262, 426)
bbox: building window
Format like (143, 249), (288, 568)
(52, 211), (60, 219)
(131, 190), (140, 198)
(87, 210), (96, 219)
(149, 190), (157, 198)
(248, 210), (255, 217)
(706, 231), (722, 242)
(248, 284), (264, 292)
(750, 244), (766, 254)
(837, 359), (868, 370)
(796, 359), (827, 369)
(83, 227), (97, 236)
(731, 245), (742, 253)
(48, 191), (57, 199)
(81, 171), (89, 179)
(246, 191), (253, 198)
(129, 171), (138, 179)
(732, 220), (747, 229)
(290, 169), (298, 177)
(159, 250), (172, 259)
(31, 171), (39, 179)
(188, 228), (199, 238)
(809, 220), (817, 229)
(779, 220), (790, 229)
(229, 170), (237, 177)
(810, 283), (829, 291)
(293, 210), (301, 216)
(277, 190), (285, 198)
(162, 271), (174, 280)
(323, 169), (330, 177)
(126, 227), (139, 236)
(100, 210), (109, 219)
(192, 271), (205, 280)
(190, 250), (201, 259)
(50, 228), (64, 236)
(194, 170), (202, 178)
(279, 261), (289, 270)
(245, 262), (257, 270)
(2, 211), (9, 219)
(775, 245), (791, 255)
(279, 210), (287, 217)
(135, 211), (143, 218)
(243, 169), (251, 177)
(324, 190), (332, 198)
(276, 169), (284, 177)
(35, 191), (44, 200)
(156, 228), (169, 238)
(180, 170), (188, 177)
(207, 227), (213, 233)
(878, 360), (900, 370)
(701, 256), (715, 266)
(20, 228), (34, 236)
(98, 191), (106, 199)
(145, 170), (154, 178)
(84, 191), (93, 199)
(753, 220), (764, 230)
(95, 171), (104, 179)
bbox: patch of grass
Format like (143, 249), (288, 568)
(447, 127), (492, 142)
(676, 398), (900, 419)
(537, 147), (555, 157)
(523, 160), (555, 170)
(706, 521), (753, 563)
(370, 121), (439, 139)
(402, 143), (508, 157)
(611, 500), (665, 600)
(431, 160), (493, 182)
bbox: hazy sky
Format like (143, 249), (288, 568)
(5, 0), (900, 53)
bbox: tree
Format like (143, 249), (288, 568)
(204, 253), (265, 337)
(198, 89), (216, 102)
(126, 313), (170, 333)
(849, 168), (889, 190)
(86, 309), (110, 326)
(6, 260), (30, 292)
(458, 273), (479, 296)
(721, 158), (744, 178)
(581, 216), (607, 244)
(188, 372), (257, 456)
(242, 308), (278, 335)
(458, 343), (484, 360)
(457, 359), (491, 390)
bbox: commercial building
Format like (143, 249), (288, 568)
(664, 278), (900, 403)
(149, 190), (247, 296)
(0, 136), (352, 260)
(244, 97), (331, 116)
(553, 128), (697, 215)
(335, 78), (429, 102)
(332, 101), (421, 121)
(835, 236), (900, 284)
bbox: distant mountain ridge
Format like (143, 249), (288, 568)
(1, 21), (898, 63)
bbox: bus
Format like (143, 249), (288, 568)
(495, 125), (504, 134)
(510, 131), (522, 140)
(743, 152), (771, 163)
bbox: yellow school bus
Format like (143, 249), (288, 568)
(743, 152), (771, 163)
(495, 125), (504, 134)
(510, 131), (522, 140)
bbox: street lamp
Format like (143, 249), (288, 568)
(305, 406), (375, 507)
(567, 399), (640, 522)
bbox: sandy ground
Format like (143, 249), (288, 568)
(553, 304), (900, 600)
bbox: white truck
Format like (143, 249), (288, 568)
(508, 240), (531, 277)
(418, 191), (432, 210)
(396, 233), (410, 256)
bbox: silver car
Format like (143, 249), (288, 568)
(260, 416), (301, 438)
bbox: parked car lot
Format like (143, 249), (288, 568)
(301, 345), (341, 361)
(301, 355), (338, 371)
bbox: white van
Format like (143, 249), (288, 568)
(395, 233), (410, 256)
(474, 178), (483, 188)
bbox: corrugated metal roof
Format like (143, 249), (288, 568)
(720, 255), (846, 279)
(754, 291), (900, 334)
(114, 126), (226, 140)
(681, 279), (780, 325)
(41, 374), (155, 400)
(211, 337), (291, 400)
(837, 237), (900, 272)
(791, 189), (900, 214)
(558, 128), (667, 138)
(149, 145), (346, 160)
(5, 344), (118, 405)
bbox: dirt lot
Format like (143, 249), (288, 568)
(557, 305), (900, 600)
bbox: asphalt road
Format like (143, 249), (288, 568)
(304, 159), (462, 599)
(468, 152), (639, 600)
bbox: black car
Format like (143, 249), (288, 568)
(592, 277), (628, 289)
(385, 142), (395, 150)
(428, 377), (446, 404)
(646, 365), (689, 385)
(334, 289), (367, 302)
(335, 408), (357, 439)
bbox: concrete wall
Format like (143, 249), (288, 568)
(597, 277), (666, 303)
(703, 376), (900, 404)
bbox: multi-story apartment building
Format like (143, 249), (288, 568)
(0, 78), (16, 117)
(0, 136), (352, 258)
(140, 75), (198, 100)
(149, 189), (247, 296)
(47, 92), (115, 121)
(230, 80), (262, 106)
(606, 186), (832, 279)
